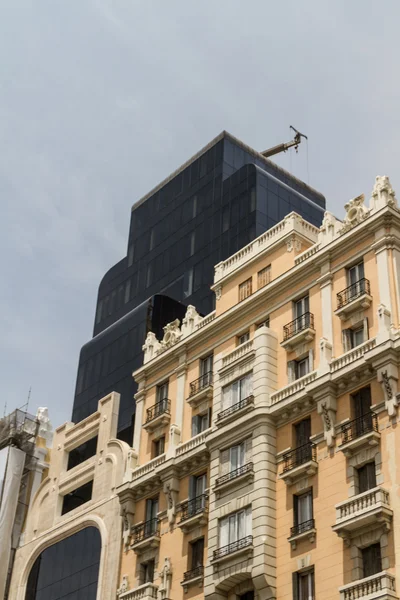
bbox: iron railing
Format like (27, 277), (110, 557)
(131, 518), (160, 544)
(290, 518), (315, 537)
(182, 565), (204, 582)
(179, 495), (208, 522)
(145, 399), (171, 423)
(340, 412), (378, 444)
(283, 312), (314, 341)
(217, 395), (254, 421)
(216, 462), (253, 487)
(213, 535), (253, 560)
(337, 278), (370, 309)
(282, 442), (316, 473)
(189, 372), (213, 396)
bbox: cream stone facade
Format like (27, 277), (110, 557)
(10, 175), (400, 600)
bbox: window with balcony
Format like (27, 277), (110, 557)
(292, 490), (314, 536)
(238, 331), (250, 345)
(217, 507), (252, 556)
(353, 386), (373, 434)
(293, 568), (315, 600)
(139, 559), (155, 584)
(200, 354), (213, 376)
(357, 462), (377, 494)
(294, 295), (309, 319)
(362, 543), (382, 578)
(220, 373), (253, 419)
(157, 381), (169, 402)
(191, 409), (211, 435)
(239, 278), (252, 302)
(217, 439), (252, 486)
(257, 265), (271, 289)
(337, 261), (371, 312)
(152, 436), (165, 458)
(348, 261), (365, 290)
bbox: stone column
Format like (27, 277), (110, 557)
(173, 352), (187, 432)
(253, 326), (278, 407)
(374, 240), (392, 315)
(132, 376), (146, 454)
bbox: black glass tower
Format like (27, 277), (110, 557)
(72, 132), (326, 443)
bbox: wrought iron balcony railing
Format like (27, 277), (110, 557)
(213, 535), (253, 560)
(189, 372), (213, 396)
(145, 399), (171, 423)
(179, 495), (208, 523)
(131, 518), (160, 544)
(290, 518), (315, 537)
(283, 312), (314, 341)
(340, 412), (378, 444)
(182, 565), (204, 582)
(282, 442), (316, 473)
(337, 278), (370, 309)
(216, 462), (253, 487)
(217, 395), (253, 421)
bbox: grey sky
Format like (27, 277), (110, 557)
(1, 1), (399, 428)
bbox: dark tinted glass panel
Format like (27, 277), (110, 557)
(61, 480), (93, 515)
(67, 436), (98, 470)
(25, 527), (101, 600)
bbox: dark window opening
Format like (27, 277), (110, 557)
(153, 437), (165, 458)
(62, 480), (93, 515)
(140, 559), (155, 584)
(190, 537), (204, 569)
(67, 436), (98, 470)
(362, 543), (382, 577)
(293, 568), (315, 600)
(358, 462), (377, 494)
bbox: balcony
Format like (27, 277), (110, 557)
(215, 463), (254, 496)
(332, 487), (393, 541)
(212, 536), (253, 564)
(142, 399), (171, 432)
(187, 372), (213, 408)
(339, 413), (380, 457)
(281, 312), (315, 351)
(339, 572), (397, 600)
(279, 442), (318, 485)
(181, 566), (204, 591)
(217, 395), (254, 426)
(178, 495), (208, 533)
(119, 583), (159, 600)
(131, 518), (160, 553)
(288, 518), (316, 549)
(335, 278), (372, 321)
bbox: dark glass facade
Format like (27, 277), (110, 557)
(72, 132), (326, 442)
(25, 527), (101, 600)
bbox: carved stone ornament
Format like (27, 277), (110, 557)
(163, 479), (179, 526)
(317, 396), (337, 448)
(158, 557), (172, 597)
(161, 319), (182, 349)
(369, 175), (398, 212)
(379, 368), (398, 417)
(36, 407), (53, 446)
(117, 575), (129, 597)
(286, 235), (302, 253)
(214, 285), (222, 301)
(318, 211), (341, 246)
(120, 499), (135, 548)
(339, 193), (369, 234)
(142, 331), (162, 364)
(181, 305), (201, 338)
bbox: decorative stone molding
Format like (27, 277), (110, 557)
(286, 235), (302, 253)
(318, 211), (342, 247)
(117, 575), (129, 596)
(369, 175), (398, 213)
(142, 332), (162, 364)
(161, 319), (182, 349)
(158, 557), (172, 598)
(166, 424), (181, 459)
(339, 194), (369, 234)
(316, 389), (337, 448)
(163, 475), (179, 527)
(214, 285), (222, 301)
(36, 407), (53, 446)
(318, 338), (333, 375)
(119, 490), (136, 548)
(377, 304), (393, 344)
(181, 305), (202, 338)
(377, 366), (398, 417)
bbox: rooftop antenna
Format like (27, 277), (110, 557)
(19, 387), (31, 414)
(261, 125), (308, 159)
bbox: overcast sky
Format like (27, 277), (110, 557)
(1, 1), (399, 429)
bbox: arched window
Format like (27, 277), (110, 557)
(26, 527), (101, 600)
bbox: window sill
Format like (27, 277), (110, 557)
(211, 544), (254, 569)
(186, 385), (213, 408)
(335, 293), (372, 321)
(339, 429), (380, 458)
(279, 460), (318, 485)
(214, 465), (254, 497)
(281, 327), (315, 352)
(288, 527), (316, 550)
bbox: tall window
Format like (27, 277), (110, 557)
(238, 331), (250, 345)
(293, 569), (315, 600)
(145, 497), (159, 536)
(189, 473), (207, 500)
(140, 559), (155, 584)
(220, 439), (251, 474)
(347, 261), (365, 294)
(200, 354), (213, 377)
(153, 436), (165, 458)
(288, 354), (311, 381)
(342, 318), (368, 351)
(222, 373), (253, 409)
(352, 386), (372, 436)
(157, 381), (169, 402)
(239, 277), (252, 301)
(362, 543), (382, 577)
(192, 409), (211, 435)
(257, 265), (271, 288)
(294, 490), (313, 529)
(190, 537), (204, 570)
(358, 462), (377, 494)
(219, 507), (251, 547)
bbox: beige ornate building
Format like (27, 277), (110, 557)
(9, 175), (400, 600)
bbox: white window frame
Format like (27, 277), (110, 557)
(219, 507), (252, 547)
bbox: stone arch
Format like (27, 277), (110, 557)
(16, 514), (108, 600)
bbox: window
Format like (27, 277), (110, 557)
(342, 318), (368, 351)
(352, 386), (372, 436)
(189, 473), (207, 500)
(362, 543), (382, 577)
(140, 560), (155, 584)
(238, 331), (250, 345)
(295, 418), (311, 447)
(200, 354), (213, 377)
(294, 490), (313, 529)
(190, 537), (204, 569)
(146, 263), (153, 288)
(222, 373), (253, 409)
(293, 569), (315, 600)
(124, 279), (131, 304)
(149, 228), (155, 251)
(127, 243), (134, 267)
(157, 381), (169, 402)
(192, 409), (211, 435)
(189, 231), (196, 256)
(67, 436), (98, 470)
(294, 295), (309, 318)
(358, 462), (377, 494)
(347, 261), (365, 289)
(61, 480), (93, 515)
(256, 317), (270, 329)
(257, 265), (271, 288)
(220, 439), (251, 475)
(184, 268), (194, 298)
(219, 507), (251, 547)
(153, 437), (165, 458)
(288, 355), (311, 382)
(239, 278), (252, 301)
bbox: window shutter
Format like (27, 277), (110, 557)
(245, 437), (252, 462)
(293, 495), (299, 526)
(308, 348), (314, 372)
(222, 385), (231, 409)
(363, 317), (369, 342)
(292, 572), (299, 600)
(191, 416), (199, 437)
(188, 475), (196, 500)
(288, 361), (296, 383)
(220, 448), (230, 475)
(219, 516), (229, 547)
(342, 329), (350, 353)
